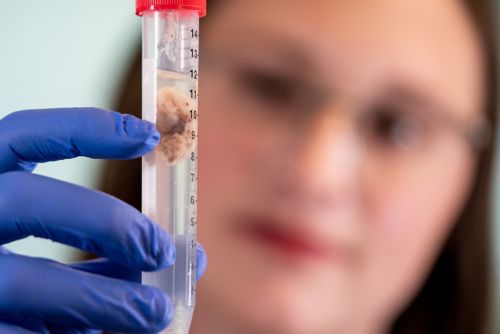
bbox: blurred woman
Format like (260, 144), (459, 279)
(104, 0), (497, 333)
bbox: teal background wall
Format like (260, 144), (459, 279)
(0, 0), (498, 331)
(0, 0), (140, 261)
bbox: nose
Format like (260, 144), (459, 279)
(277, 101), (364, 206)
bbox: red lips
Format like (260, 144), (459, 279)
(240, 216), (338, 263)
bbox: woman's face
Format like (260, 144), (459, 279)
(195, 0), (485, 333)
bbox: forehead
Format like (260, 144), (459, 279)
(206, 0), (485, 117)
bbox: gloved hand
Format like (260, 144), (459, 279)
(0, 108), (207, 334)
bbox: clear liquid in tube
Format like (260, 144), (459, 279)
(142, 58), (198, 334)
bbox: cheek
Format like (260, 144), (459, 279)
(198, 99), (259, 210)
(359, 146), (476, 318)
(196, 82), (277, 265)
(197, 80), (285, 211)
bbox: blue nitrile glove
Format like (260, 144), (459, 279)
(0, 108), (207, 334)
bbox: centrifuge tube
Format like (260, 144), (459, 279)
(136, 1), (206, 333)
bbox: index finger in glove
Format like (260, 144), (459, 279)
(0, 108), (159, 173)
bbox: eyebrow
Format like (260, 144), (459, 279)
(384, 85), (460, 119)
(207, 26), (317, 76)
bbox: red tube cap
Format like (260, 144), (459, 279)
(136, 0), (206, 17)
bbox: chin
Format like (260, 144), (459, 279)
(244, 293), (329, 334)
(199, 269), (350, 334)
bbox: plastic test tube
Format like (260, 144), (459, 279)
(135, 1), (206, 333)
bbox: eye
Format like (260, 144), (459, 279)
(235, 68), (298, 106)
(362, 105), (428, 151)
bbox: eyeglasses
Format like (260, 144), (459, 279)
(203, 52), (491, 159)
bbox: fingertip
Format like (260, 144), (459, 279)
(145, 125), (160, 149)
(123, 115), (158, 143)
(97, 200), (175, 272)
(145, 288), (173, 332)
(140, 220), (176, 271)
(137, 118), (160, 150)
(107, 284), (173, 332)
(119, 114), (159, 157)
(155, 227), (177, 270)
(196, 243), (207, 281)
